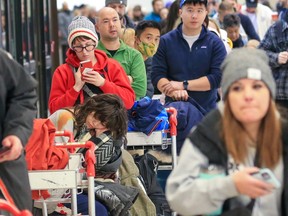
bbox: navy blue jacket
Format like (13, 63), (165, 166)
(232, 34), (245, 48)
(238, 13), (260, 41)
(152, 23), (226, 112)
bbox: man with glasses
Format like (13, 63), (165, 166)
(48, 16), (135, 114)
(152, 0), (226, 153)
(96, 7), (147, 100)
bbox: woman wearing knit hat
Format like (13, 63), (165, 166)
(166, 48), (288, 215)
(48, 16), (135, 114)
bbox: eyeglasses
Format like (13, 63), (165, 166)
(183, 8), (205, 16)
(72, 44), (96, 53)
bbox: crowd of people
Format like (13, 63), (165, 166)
(52, 0), (288, 215)
(1, 0), (288, 215)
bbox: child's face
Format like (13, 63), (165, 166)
(85, 112), (107, 136)
(226, 26), (240, 42)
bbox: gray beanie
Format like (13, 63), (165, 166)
(67, 16), (98, 48)
(221, 48), (276, 99)
(105, 0), (127, 6)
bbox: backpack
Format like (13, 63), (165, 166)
(134, 153), (172, 216)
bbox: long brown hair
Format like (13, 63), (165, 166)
(222, 99), (282, 169)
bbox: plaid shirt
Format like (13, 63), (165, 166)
(259, 20), (288, 100)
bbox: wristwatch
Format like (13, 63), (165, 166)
(183, 80), (189, 90)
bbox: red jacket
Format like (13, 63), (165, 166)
(25, 118), (69, 171)
(48, 49), (135, 114)
(25, 119), (69, 200)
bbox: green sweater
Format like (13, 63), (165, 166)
(97, 40), (147, 100)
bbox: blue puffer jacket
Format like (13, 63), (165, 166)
(152, 23), (226, 113)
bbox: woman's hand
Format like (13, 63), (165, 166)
(232, 167), (274, 198)
(73, 67), (85, 92)
(82, 70), (105, 87)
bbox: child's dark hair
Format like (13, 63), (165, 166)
(74, 94), (128, 142)
(135, 20), (161, 38)
(223, 13), (241, 29)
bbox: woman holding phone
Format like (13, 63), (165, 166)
(48, 16), (135, 114)
(166, 48), (288, 215)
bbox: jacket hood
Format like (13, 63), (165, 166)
(65, 48), (109, 71)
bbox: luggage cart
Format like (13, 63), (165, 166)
(28, 131), (96, 216)
(127, 107), (178, 169)
(127, 107), (178, 216)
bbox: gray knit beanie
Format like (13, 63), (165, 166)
(221, 48), (276, 99)
(105, 0), (127, 6)
(67, 16), (98, 48)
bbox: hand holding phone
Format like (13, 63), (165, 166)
(80, 60), (93, 76)
(251, 168), (281, 189)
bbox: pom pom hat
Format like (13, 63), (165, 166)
(67, 16), (98, 49)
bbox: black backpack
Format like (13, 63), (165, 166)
(133, 153), (172, 216)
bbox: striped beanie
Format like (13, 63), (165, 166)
(67, 16), (98, 48)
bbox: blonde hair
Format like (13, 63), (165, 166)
(208, 18), (221, 38)
(120, 28), (135, 48)
(222, 99), (282, 169)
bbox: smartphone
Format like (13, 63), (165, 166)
(80, 60), (93, 75)
(251, 168), (281, 189)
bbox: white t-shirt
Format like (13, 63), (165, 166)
(246, 12), (258, 34)
(182, 33), (200, 50)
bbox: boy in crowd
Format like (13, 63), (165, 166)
(152, 0), (226, 152)
(223, 13), (245, 48)
(135, 20), (161, 98)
